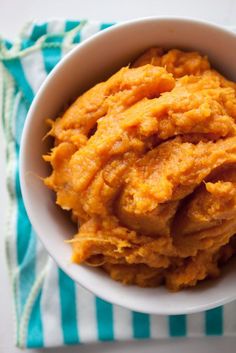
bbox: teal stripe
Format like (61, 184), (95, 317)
(132, 312), (150, 339)
(65, 20), (81, 32)
(42, 34), (62, 73)
(72, 32), (81, 43)
(42, 47), (62, 73)
(100, 23), (114, 31)
(58, 269), (79, 344)
(205, 307), (223, 335)
(169, 315), (187, 337)
(95, 297), (114, 341)
(4, 39), (13, 49)
(3, 58), (34, 102)
(30, 23), (47, 41)
(17, 228), (36, 317)
(22, 23), (47, 49)
(15, 124), (36, 314)
(1, 69), (6, 132)
(26, 289), (44, 348)
(15, 96), (29, 145)
(21, 39), (34, 50)
(45, 35), (64, 43)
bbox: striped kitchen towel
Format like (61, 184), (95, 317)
(1, 19), (236, 349)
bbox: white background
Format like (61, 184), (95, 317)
(1, 0), (236, 352)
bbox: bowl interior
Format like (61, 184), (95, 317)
(20, 18), (236, 315)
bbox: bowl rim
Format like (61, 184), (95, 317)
(20, 16), (236, 315)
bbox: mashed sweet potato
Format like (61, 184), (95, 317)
(44, 48), (236, 291)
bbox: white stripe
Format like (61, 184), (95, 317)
(80, 22), (101, 41)
(223, 301), (236, 335)
(47, 20), (65, 34)
(61, 41), (72, 57)
(5, 86), (21, 281)
(76, 285), (97, 342)
(61, 32), (74, 57)
(40, 259), (64, 347)
(34, 232), (49, 276)
(113, 305), (132, 340)
(61, 23), (82, 57)
(187, 311), (205, 337)
(20, 51), (47, 95)
(2, 80), (22, 340)
(22, 22), (36, 40)
(150, 314), (168, 338)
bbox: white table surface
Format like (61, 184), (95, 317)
(1, 0), (236, 352)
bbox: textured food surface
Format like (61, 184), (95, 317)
(44, 48), (236, 291)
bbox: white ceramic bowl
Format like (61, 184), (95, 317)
(20, 17), (236, 315)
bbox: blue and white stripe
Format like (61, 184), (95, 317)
(0, 19), (233, 349)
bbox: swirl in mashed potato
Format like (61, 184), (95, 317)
(44, 48), (236, 291)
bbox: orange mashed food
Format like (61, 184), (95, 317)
(44, 48), (236, 291)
